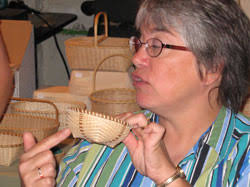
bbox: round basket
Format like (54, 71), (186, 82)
(0, 131), (23, 166)
(10, 97), (86, 130)
(67, 108), (131, 148)
(89, 54), (140, 116)
(0, 113), (58, 142)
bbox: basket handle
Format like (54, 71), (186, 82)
(94, 11), (108, 47)
(92, 54), (131, 92)
(10, 97), (59, 124)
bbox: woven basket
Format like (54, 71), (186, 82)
(10, 97), (86, 130)
(0, 113), (58, 142)
(0, 131), (23, 166)
(89, 54), (140, 116)
(67, 108), (131, 148)
(3, 97), (59, 141)
(65, 11), (132, 71)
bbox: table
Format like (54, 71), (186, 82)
(28, 12), (77, 45)
(0, 160), (21, 186)
(0, 8), (77, 44)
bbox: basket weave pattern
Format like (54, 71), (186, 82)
(10, 98), (86, 130)
(0, 131), (23, 166)
(67, 108), (131, 148)
(0, 114), (58, 142)
(89, 54), (140, 116)
(65, 12), (132, 71)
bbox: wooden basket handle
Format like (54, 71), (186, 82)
(94, 11), (108, 47)
(91, 54), (131, 92)
(10, 97), (59, 124)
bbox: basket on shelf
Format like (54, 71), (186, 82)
(1, 97), (59, 141)
(65, 11), (132, 71)
(10, 97), (86, 130)
(89, 54), (141, 116)
(0, 131), (23, 166)
(67, 108), (131, 148)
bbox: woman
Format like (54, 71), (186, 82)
(19, 0), (249, 186)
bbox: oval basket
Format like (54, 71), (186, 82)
(0, 113), (58, 142)
(10, 97), (86, 130)
(3, 97), (59, 141)
(0, 131), (23, 166)
(89, 54), (140, 116)
(67, 107), (131, 148)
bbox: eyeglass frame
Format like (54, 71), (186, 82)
(129, 36), (190, 57)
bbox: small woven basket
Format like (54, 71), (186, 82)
(67, 107), (131, 148)
(65, 12), (132, 71)
(89, 54), (140, 116)
(0, 131), (23, 166)
(10, 97), (86, 130)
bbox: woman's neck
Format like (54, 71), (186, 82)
(157, 101), (221, 165)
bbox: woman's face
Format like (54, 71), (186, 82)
(132, 28), (204, 114)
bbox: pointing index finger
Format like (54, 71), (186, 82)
(25, 128), (71, 158)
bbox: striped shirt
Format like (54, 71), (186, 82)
(56, 107), (250, 186)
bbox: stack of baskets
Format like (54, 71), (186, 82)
(0, 97), (60, 166)
(64, 11), (140, 115)
(1, 97), (59, 142)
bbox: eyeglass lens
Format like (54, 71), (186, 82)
(129, 37), (163, 57)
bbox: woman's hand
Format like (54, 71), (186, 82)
(118, 112), (176, 184)
(18, 128), (71, 187)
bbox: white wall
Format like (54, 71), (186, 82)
(19, 0), (94, 87)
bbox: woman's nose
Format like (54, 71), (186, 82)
(132, 46), (149, 68)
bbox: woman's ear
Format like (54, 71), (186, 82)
(202, 63), (224, 86)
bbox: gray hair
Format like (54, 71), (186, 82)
(136, 0), (250, 113)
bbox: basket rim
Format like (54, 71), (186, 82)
(0, 131), (23, 148)
(89, 88), (137, 104)
(68, 108), (131, 146)
(10, 97), (59, 123)
(0, 113), (59, 131)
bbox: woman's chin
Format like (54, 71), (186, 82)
(136, 95), (151, 109)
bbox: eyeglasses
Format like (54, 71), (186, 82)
(129, 36), (189, 57)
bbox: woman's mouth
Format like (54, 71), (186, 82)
(132, 73), (147, 87)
